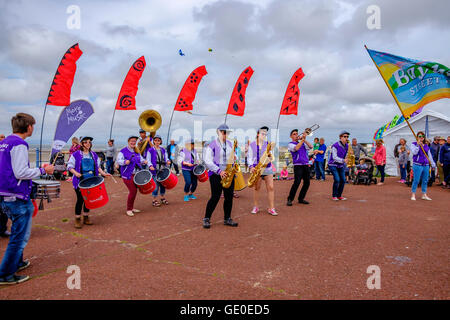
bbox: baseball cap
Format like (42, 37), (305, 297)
(339, 130), (350, 137)
(217, 123), (232, 132)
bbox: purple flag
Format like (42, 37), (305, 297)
(51, 100), (94, 155)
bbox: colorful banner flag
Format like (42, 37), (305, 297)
(373, 107), (424, 140)
(280, 68), (305, 115)
(46, 43), (83, 106)
(51, 100), (94, 155)
(366, 47), (450, 117)
(226, 66), (254, 116)
(115, 56), (146, 110)
(174, 66), (207, 111)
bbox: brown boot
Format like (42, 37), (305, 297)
(83, 215), (93, 225)
(74, 217), (83, 229)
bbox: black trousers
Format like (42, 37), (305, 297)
(288, 165), (310, 202)
(74, 188), (90, 216)
(205, 174), (235, 220)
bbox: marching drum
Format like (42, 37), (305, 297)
(133, 170), (156, 194)
(155, 167), (178, 189)
(193, 164), (209, 183)
(32, 179), (61, 211)
(79, 176), (109, 209)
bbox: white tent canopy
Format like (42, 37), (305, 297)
(382, 109), (450, 176)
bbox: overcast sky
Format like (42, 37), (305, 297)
(0, 0), (449, 147)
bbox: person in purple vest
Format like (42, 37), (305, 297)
(286, 129), (313, 206)
(67, 136), (110, 228)
(202, 123), (239, 229)
(117, 135), (148, 216)
(410, 131), (436, 201)
(179, 139), (200, 202)
(248, 126), (277, 216)
(147, 135), (171, 207)
(0, 113), (54, 285)
(328, 130), (350, 201)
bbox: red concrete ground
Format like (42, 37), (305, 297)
(0, 173), (448, 300)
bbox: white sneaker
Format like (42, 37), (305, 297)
(267, 208), (278, 216)
(251, 206), (259, 214)
(126, 210), (134, 217)
(132, 209), (141, 213)
(421, 195), (432, 201)
(411, 195), (416, 201)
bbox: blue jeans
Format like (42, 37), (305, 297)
(182, 169), (198, 194)
(152, 181), (166, 197)
(314, 161), (325, 180)
(411, 164), (430, 193)
(106, 157), (114, 174)
(329, 166), (346, 198)
(0, 198), (33, 277)
(399, 164), (407, 180)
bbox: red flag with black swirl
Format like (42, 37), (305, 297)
(46, 43), (83, 106)
(280, 68), (305, 115)
(174, 66), (207, 111)
(115, 56), (146, 110)
(226, 66), (254, 116)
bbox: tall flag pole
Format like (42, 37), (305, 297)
(365, 45), (450, 161)
(224, 66), (254, 124)
(40, 43), (83, 165)
(275, 68), (305, 149)
(166, 66), (207, 143)
(110, 56), (146, 140)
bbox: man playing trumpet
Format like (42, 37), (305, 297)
(248, 126), (277, 216)
(286, 128), (313, 206)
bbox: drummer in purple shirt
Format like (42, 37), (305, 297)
(179, 139), (200, 202)
(0, 113), (54, 285)
(147, 135), (171, 207)
(67, 136), (110, 228)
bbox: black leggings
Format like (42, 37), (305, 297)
(74, 188), (90, 216)
(204, 174), (235, 220)
(288, 165), (310, 201)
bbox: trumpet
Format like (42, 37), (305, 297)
(298, 124), (320, 141)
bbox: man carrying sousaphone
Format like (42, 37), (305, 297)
(202, 124), (239, 229)
(137, 129), (153, 165)
(117, 135), (148, 217)
(179, 139), (200, 202)
(248, 126), (277, 216)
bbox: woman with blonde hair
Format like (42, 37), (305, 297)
(373, 139), (386, 186)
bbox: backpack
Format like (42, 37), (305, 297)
(393, 143), (401, 158)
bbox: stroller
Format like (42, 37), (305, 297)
(48, 152), (67, 181)
(353, 157), (377, 185)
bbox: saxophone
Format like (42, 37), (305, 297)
(248, 142), (273, 188)
(221, 139), (238, 189)
(346, 138), (355, 168)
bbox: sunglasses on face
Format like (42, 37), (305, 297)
(418, 135), (425, 138)
(342, 135), (349, 138)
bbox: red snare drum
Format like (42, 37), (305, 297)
(155, 168), (178, 189)
(133, 170), (156, 194)
(79, 176), (109, 209)
(193, 164), (209, 182)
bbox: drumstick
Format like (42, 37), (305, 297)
(110, 175), (118, 184)
(52, 152), (61, 166)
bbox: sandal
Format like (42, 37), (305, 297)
(160, 198), (169, 205)
(152, 200), (161, 207)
